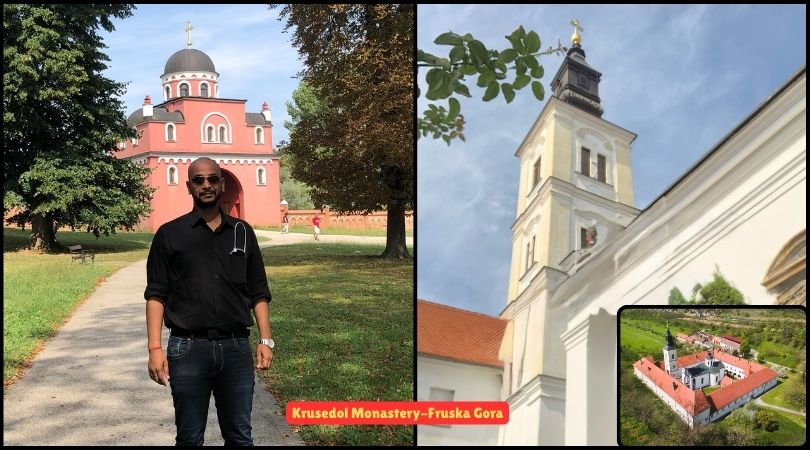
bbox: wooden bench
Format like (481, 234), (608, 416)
(69, 245), (95, 264)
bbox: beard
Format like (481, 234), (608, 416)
(193, 191), (220, 209)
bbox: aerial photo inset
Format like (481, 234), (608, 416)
(619, 307), (805, 446)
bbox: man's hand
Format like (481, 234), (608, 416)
(256, 344), (273, 370)
(148, 349), (170, 386)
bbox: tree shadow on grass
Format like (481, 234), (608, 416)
(3, 228), (152, 254)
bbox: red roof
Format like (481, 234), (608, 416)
(707, 366), (779, 410)
(640, 349), (777, 415)
(417, 299), (507, 368)
(722, 335), (741, 344)
(634, 356), (711, 415)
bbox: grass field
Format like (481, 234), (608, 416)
(3, 228), (154, 384)
(256, 242), (413, 446)
(255, 225), (413, 237)
(766, 408), (806, 445)
(762, 374), (806, 412)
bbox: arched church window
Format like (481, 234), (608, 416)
(167, 166), (178, 185)
(206, 125), (214, 143)
(166, 123), (175, 142)
(255, 127), (263, 144)
(200, 83), (208, 98)
(179, 83), (189, 97)
(219, 125), (227, 143)
(257, 167), (266, 185)
(164, 85), (171, 101)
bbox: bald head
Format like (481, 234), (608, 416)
(188, 157), (221, 178)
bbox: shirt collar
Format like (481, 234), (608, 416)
(187, 208), (237, 229)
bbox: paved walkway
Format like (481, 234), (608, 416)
(3, 231), (408, 445)
(755, 397), (806, 417)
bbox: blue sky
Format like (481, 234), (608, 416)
(417, 4), (806, 316)
(101, 4), (303, 147)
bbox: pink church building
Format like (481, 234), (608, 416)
(115, 34), (280, 232)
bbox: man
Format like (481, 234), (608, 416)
(311, 214), (321, 241)
(145, 157), (273, 446)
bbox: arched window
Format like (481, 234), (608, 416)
(179, 83), (189, 97)
(257, 167), (266, 185)
(206, 125), (214, 143)
(166, 123), (175, 142)
(255, 127), (264, 144)
(164, 85), (171, 101)
(167, 166), (178, 185)
(218, 125), (227, 143)
(132, 127), (139, 145)
(200, 83), (208, 98)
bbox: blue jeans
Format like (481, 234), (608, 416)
(167, 335), (255, 446)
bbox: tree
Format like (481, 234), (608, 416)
(4, 4), (152, 251)
(418, 26), (566, 144)
(755, 409), (779, 432)
(669, 287), (687, 305)
(271, 4), (413, 258)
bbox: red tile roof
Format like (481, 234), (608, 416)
(639, 349), (778, 416)
(634, 356), (711, 415)
(722, 335), (741, 344)
(417, 299), (507, 368)
(707, 366), (779, 410)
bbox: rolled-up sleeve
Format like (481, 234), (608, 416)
(144, 227), (169, 301)
(247, 226), (271, 306)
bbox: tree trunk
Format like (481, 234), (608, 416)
(30, 212), (57, 252)
(381, 199), (409, 259)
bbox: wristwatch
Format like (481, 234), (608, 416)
(258, 338), (275, 349)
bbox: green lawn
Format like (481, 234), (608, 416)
(756, 340), (802, 368)
(256, 242), (413, 446)
(3, 228), (154, 384)
(762, 374), (806, 412)
(765, 408), (806, 445)
(255, 225), (413, 237)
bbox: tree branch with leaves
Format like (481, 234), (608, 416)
(417, 26), (567, 145)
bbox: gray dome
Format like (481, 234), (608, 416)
(163, 49), (216, 75)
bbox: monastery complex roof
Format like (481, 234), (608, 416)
(417, 300), (507, 368)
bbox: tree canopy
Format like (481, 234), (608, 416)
(3, 4), (152, 250)
(271, 4), (413, 258)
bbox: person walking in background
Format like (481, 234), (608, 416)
(145, 157), (274, 446)
(281, 212), (289, 234)
(312, 214), (321, 241)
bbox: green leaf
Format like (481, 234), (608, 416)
(495, 61), (508, 74)
(447, 97), (461, 122)
(468, 40), (489, 66)
(449, 45), (466, 64)
(498, 48), (518, 64)
(477, 71), (495, 87)
(436, 58), (451, 70)
(531, 81), (545, 101)
(524, 55), (539, 70)
(516, 57), (527, 76)
(482, 81), (500, 102)
(461, 33), (473, 42)
(513, 74), (531, 90)
(453, 83), (472, 97)
(458, 132), (466, 142)
(435, 32), (464, 46)
(506, 32), (526, 55)
(460, 64), (478, 76)
(417, 50), (441, 64)
(442, 134), (451, 145)
(530, 66), (544, 79)
(502, 83), (515, 104)
(525, 31), (541, 53)
(425, 68), (443, 90)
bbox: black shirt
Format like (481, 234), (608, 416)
(144, 209), (271, 331)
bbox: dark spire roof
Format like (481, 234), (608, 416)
(163, 49), (217, 76)
(664, 327), (676, 350)
(550, 44), (604, 117)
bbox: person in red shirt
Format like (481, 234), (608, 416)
(311, 214), (321, 240)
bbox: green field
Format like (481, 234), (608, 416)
(761, 373), (806, 412)
(765, 408), (806, 445)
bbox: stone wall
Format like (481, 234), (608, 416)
(283, 207), (413, 230)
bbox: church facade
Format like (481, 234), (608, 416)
(417, 30), (805, 445)
(633, 328), (778, 429)
(115, 26), (280, 231)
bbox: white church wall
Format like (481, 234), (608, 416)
(417, 355), (503, 446)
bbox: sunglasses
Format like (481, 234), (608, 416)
(190, 175), (221, 186)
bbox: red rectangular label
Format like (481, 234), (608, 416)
(285, 401), (509, 425)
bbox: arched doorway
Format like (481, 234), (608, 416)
(218, 168), (244, 219)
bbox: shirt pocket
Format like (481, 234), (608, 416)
(227, 252), (248, 285)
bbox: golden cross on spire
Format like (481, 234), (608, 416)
(185, 20), (193, 49)
(570, 19), (583, 46)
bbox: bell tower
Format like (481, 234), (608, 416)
(663, 326), (678, 374)
(500, 21), (641, 446)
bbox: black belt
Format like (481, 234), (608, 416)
(171, 328), (249, 340)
